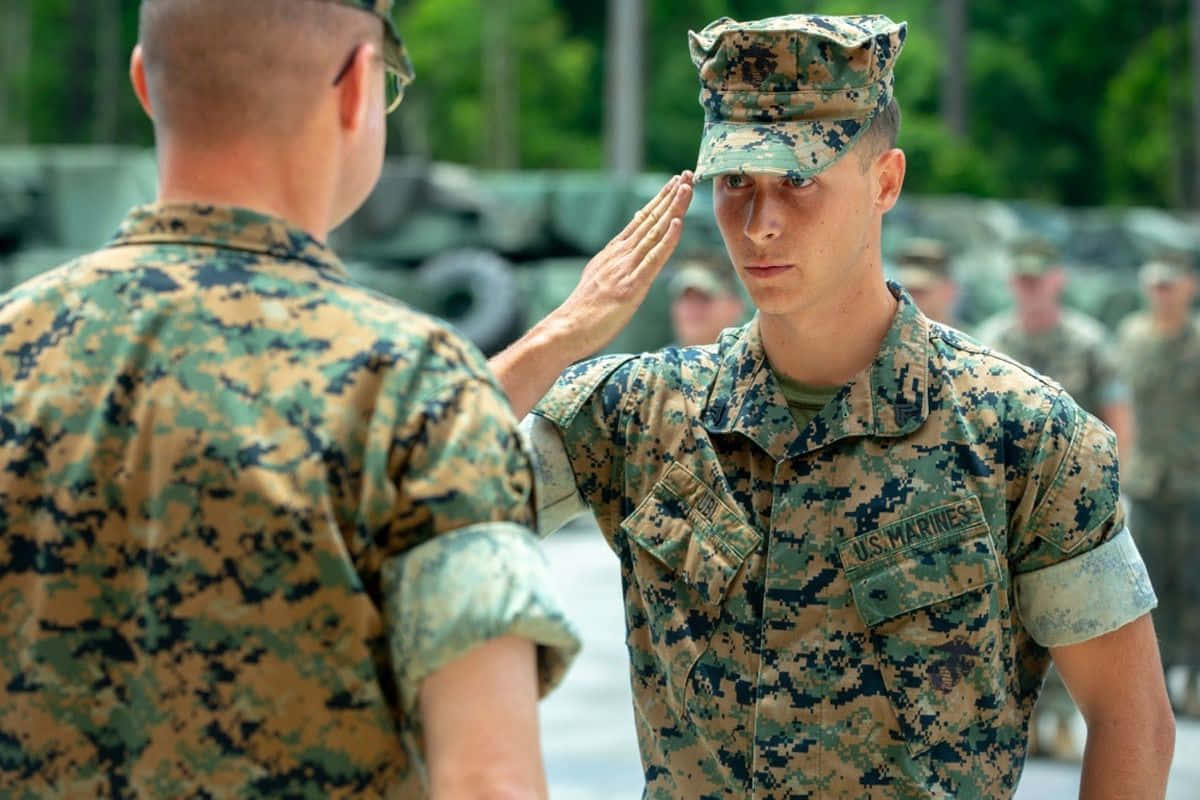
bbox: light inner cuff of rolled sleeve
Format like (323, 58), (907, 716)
(520, 414), (587, 537)
(382, 521), (581, 715)
(1016, 526), (1157, 648)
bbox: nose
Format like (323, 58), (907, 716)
(743, 185), (782, 246)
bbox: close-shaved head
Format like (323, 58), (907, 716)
(139, 0), (381, 142)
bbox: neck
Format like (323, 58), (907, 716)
(758, 278), (898, 386)
(1152, 308), (1190, 337)
(154, 134), (337, 241)
(1018, 304), (1060, 333)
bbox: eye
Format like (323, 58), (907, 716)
(722, 173), (748, 189)
(783, 175), (814, 189)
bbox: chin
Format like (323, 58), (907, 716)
(749, 292), (803, 317)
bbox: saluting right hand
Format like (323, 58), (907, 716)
(488, 172), (694, 419)
(552, 172), (694, 359)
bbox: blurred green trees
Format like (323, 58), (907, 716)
(0, 0), (1197, 208)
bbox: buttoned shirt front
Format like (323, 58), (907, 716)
(0, 204), (578, 797)
(528, 287), (1154, 799)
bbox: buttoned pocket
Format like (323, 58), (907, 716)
(839, 508), (1007, 758)
(619, 462), (760, 712)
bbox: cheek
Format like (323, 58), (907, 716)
(713, 193), (744, 240)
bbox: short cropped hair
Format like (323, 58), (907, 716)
(139, 0), (380, 142)
(856, 97), (901, 167)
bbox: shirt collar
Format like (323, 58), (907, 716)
(107, 203), (349, 277)
(701, 282), (931, 461)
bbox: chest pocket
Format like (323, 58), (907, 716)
(838, 499), (1008, 758)
(619, 462), (760, 711)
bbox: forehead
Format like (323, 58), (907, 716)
(713, 154), (859, 182)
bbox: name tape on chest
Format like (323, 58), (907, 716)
(840, 495), (986, 571)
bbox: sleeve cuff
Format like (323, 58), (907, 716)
(521, 413), (587, 537)
(1016, 526), (1157, 648)
(382, 522), (582, 715)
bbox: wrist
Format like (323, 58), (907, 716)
(535, 306), (596, 366)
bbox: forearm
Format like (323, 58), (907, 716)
(489, 313), (586, 419)
(1078, 713), (1173, 800)
(421, 635), (550, 800)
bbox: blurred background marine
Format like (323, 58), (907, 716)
(1117, 253), (1200, 719)
(895, 236), (961, 327)
(667, 251), (746, 346)
(975, 236), (1132, 454)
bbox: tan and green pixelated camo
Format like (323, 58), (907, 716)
(0, 203), (578, 796)
(689, 14), (906, 180)
(532, 290), (1155, 797)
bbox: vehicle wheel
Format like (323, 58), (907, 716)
(415, 248), (524, 355)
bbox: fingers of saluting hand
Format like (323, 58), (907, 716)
(631, 179), (691, 267)
(618, 173), (693, 245)
(637, 217), (685, 281)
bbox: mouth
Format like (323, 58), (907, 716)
(743, 264), (794, 279)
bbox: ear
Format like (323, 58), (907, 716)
(873, 148), (906, 214)
(335, 43), (376, 134)
(129, 45), (153, 120)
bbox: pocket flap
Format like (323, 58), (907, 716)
(620, 462), (760, 607)
(841, 525), (1001, 627)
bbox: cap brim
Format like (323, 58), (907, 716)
(694, 117), (870, 181)
(1140, 264), (1184, 285)
(897, 267), (940, 291)
(669, 267), (728, 299)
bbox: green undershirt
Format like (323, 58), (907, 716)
(774, 372), (842, 431)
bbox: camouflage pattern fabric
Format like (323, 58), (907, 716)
(1117, 313), (1200, 668)
(974, 309), (1126, 419)
(689, 14), (906, 181)
(0, 203), (578, 797)
(531, 286), (1154, 799)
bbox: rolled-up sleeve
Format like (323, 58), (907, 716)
(371, 340), (581, 714)
(383, 521), (581, 714)
(1010, 393), (1157, 646)
(520, 413), (587, 537)
(1015, 526), (1157, 647)
(532, 353), (640, 533)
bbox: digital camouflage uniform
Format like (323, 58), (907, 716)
(520, 14), (1155, 798)
(974, 309), (1127, 420)
(527, 290), (1154, 798)
(1117, 310), (1200, 670)
(0, 204), (579, 798)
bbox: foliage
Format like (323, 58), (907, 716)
(1, 0), (1196, 208)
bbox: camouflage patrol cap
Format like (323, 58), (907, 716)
(896, 237), (951, 290)
(669, 257), (739, 300)
(1009, 236), (1059, 277)
(689, 14), (906, 181)
(1140, 252), (1196, 285)
(327, 0), (414, 86)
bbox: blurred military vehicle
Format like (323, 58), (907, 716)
(2, 147), (1197, 355)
